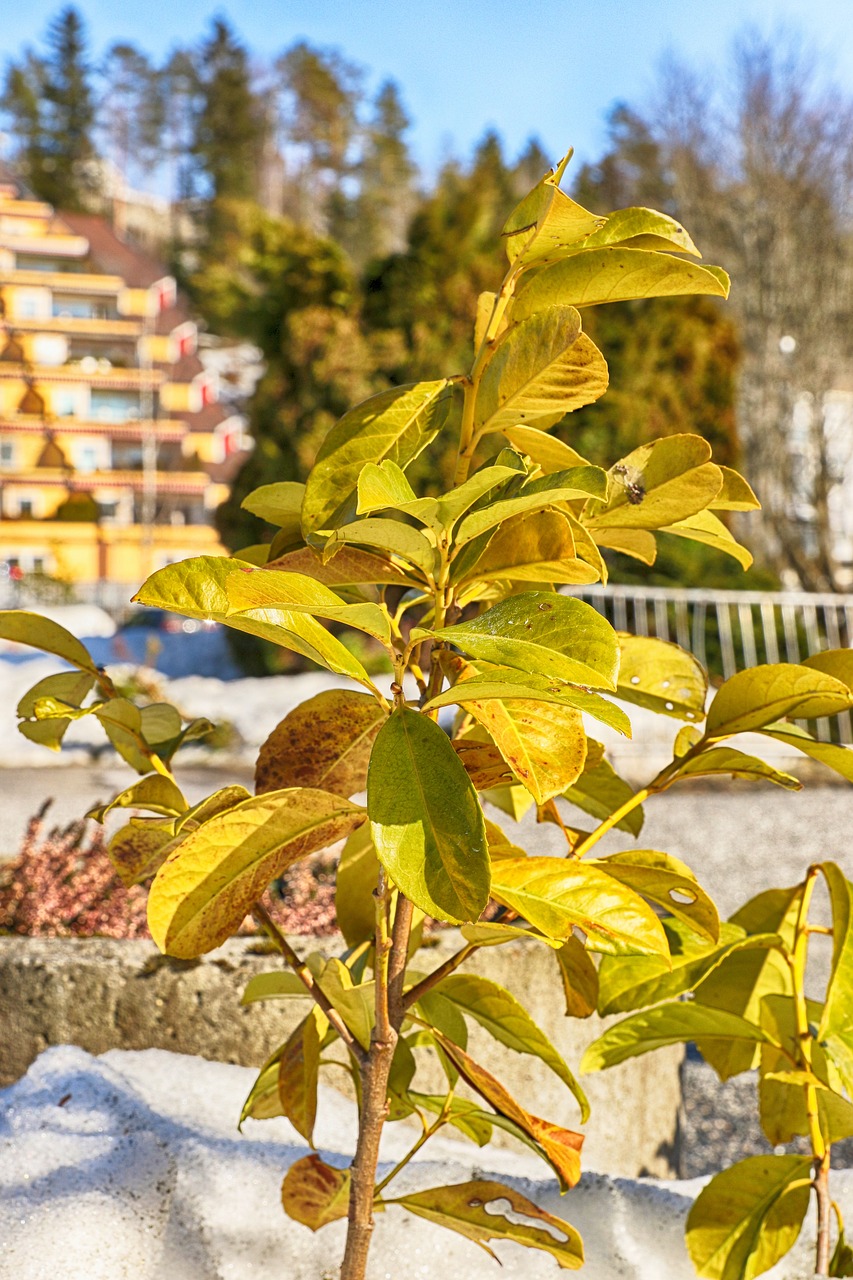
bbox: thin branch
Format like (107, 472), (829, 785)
(403, 941), (477, 1011)
(251, 903), (365, 1063)
(388, 893), (415, 1029)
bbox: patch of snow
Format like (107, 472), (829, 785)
(0, 1047), (845, 1278)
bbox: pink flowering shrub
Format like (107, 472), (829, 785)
(0, 804), (338, 939)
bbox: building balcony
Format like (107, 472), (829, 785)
(0, 415), (186, 441)
(0, 362), (163, 389)
(3, 267), (120, 291)
(8, 316), (142, 339)
(0, 467), (212, 493)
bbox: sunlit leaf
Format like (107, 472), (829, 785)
(436, 971), (589, 1119)
(356, 459), (417, 514)
(265, 544), (413, 589)
(512, 247), (728, 319)
(585, 435), (722, 531)
(0, 609), (98, 674)
(278, 1006), (326, 1143)
(475, 309), (608, 434)
(147, 788), (366, 958)
(685, 1155), (811, 1280)
(223, 567), (392, 645)
(335, 823), (381, 949)
(134, 557), (376, 688)
(241, 482), (305, 543)
(706, 664), (853, 738)
(673, 746), (801, 790)
(590, 849), (719, 944)
(88, 773), (187, 824)
(562, 751), (643, 836)
(818, 862), (853, 1093)
(16, 669), (96, 750)
(615, 633), (708, 721)
(430, 1031), (584, 1190)
(581, 1003), (774, 1072)
(392, 1180), (583, 1270)
(501, 424), (591, 474)
(709, 468), (760, 512)
(423, 593), (620, 691)
(490, 856), (668, 957)
(367, 707), (489, 924)
(327, 517), (437, 578)
(454, 466), (607, 545)
(580, 206), (701, 256)
(502, 158), (603, 265)
(554, 935), (599, 1018)
(301, 380), (450, 535)
(662, 509), (753, 570)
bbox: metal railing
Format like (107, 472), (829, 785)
(569, 584), (853, 743)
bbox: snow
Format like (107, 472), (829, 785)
(0, 1046), (845, 1278)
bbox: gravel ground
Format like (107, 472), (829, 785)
(679, 1055), (853, 1177)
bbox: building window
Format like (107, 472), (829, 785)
(90, 390), (141, 423)
(76, 445), (99, 473)
(0, 441), (14, 468)
(19, 500), (33, 517)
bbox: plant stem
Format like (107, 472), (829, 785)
(374, 1113), (443, 1197)
(815, 1154), (832, 1276)
(340, 887), (416, 1280)
(251, 903), (364, 1063)
(572, 787), (651, 857)
(403, 942), (477, 1010)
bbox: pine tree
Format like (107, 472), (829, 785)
(98, 43), (164, 186)
(343, 80), (417, 265)
(1, 6), (97, 209)
(191, 19), (267, 203)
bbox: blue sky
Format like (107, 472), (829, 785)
(3, 0), (853, 174)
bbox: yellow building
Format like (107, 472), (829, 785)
(0, 167), (249, 588)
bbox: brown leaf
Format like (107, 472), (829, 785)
(431, 1031), (583, 1188)
(255, 690), (385, 797)
(451, 737), (516, 790)
(281, 1154), (350, 1231)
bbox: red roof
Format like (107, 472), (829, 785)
(57, 212), (170, 288)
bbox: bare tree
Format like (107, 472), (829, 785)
(651, 29), (853, 589)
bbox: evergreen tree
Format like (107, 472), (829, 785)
(98, 43), (164, 186)
(191, 19), (267, 204)
(343, 80), (417, 265)
(1, 6), (97, 209)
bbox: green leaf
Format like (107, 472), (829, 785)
(475, 309), (608, 435)
(615, 633), (708, 721)
(460, 921), (561, 948)
(512, 247), (728, 319)
(241, 971), (309, 1004)
(454, 466), (607, 546)
(326, 517), (436, 578)
(301, 380), (450, 536)
(692, 887), (803, 1079)
(428, 1031), (584, 1190)
(367, 707), (489, 924)
(591, 849), (719, 944)
(597, 921), (781, 1017)
(356, 459), (417, 513)
(706, 664), (853, 738)
(562, 752), (644, 836)
(87, 774), (187, 824)
(408, 1093), (494, 1146)
(685, 1155), (811, 1280)
(391, 1180), (583, 1270)
(760, 723), (853, 784)
(240, 1044), (287, 1127)
(316, 957), (374, 1050)
(133, 556), (376, 689)
(758, 997), (853, 1146)
(554, 935), (599, 1018)
(423, 592), (620, 691)
(426, 658), (631, 735)
(502, 159), (603, 265)
(831, 1223), (853, 1276)
(278, 1006), (326, 1143)
(255, 690), (385, 798)
(16, 669), (96, 750)
(281, 1154), (349, 1231)
(490, 856), (668, 957)
(241, 482), (305, 542)
(223, 567), (392, 645)
(674, 746), (801, 790)
(581, 1003), (774, 1072)
(585, 435), (722, 531)
(662, 509), (754, 570)
(147, 788), (367, 957)
(0, 609), (98, 673)
(334, 823), (381, 949)
(818, 862), (853, 1089)
(432, 465), (521, 528)
(93, 698), (163, 774)
(502, 425), (591, 474)
(458, 509), (598, 586)
(436, 972), (589, 1120)
(580, 206), (701, 256)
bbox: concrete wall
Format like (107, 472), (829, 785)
(0, 932), (683, 1179)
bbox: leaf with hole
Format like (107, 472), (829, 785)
(490, 856), (668, 957)
(391, 1180), (583, 1270)
(590, 849), (719, 944)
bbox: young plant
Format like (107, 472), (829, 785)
(4, 152), (853, 1279)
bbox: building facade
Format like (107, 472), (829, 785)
(0, 169), (249, 589)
